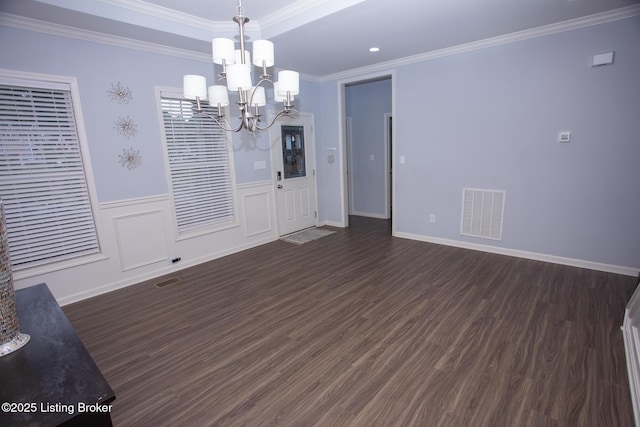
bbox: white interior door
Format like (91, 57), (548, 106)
(271, 113), (317, 236)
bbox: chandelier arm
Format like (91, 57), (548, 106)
(252, 109), (297, 132)
(246, 77), (273, 108)
(255, 77), (272, 87)
(194, 112), (242, 133)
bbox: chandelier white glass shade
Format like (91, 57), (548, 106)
(183, 1), (299, 133)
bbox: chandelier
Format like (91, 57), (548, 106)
(183, 0), (299, 133)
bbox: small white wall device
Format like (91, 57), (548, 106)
(592, 52), (614, 67)
(558, 131), (571, 143)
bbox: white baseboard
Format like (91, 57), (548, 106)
(57, 235), (277, 306)
(394, 231), (638, 277)
(319, 219), (346, 228)
(351, 211), (389, 220)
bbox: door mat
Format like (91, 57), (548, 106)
(280, 228), (336, 245)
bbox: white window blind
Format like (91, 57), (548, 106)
(159, 93), (235, 235)
(0, 82), (99, 270)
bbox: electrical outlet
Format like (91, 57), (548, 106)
(429, 214), (436, 223)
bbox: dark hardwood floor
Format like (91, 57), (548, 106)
(64, 216), (638, 426)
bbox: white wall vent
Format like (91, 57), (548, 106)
(460, 188), (505, 240)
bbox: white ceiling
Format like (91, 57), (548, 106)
(1, 0), (639, 78)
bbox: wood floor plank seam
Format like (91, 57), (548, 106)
(63, 216), (637, 426)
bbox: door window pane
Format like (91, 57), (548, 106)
(281, 125), (305, 179)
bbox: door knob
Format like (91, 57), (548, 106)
(277, 184), (283, 189)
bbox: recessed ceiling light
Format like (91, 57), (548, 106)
(369, 47), (380, 53)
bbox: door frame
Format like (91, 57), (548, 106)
(338, 71), (396, 229)
(384, 112), (392, 219)
(269, 111), (318, 237)
(346, 113), (391, 219)
(346, 116), (354, 215)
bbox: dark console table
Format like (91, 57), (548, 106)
(0, 284), (115, 426)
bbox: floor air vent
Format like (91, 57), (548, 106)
(154, 277), (182, 288)
(461, 188), (505, 240)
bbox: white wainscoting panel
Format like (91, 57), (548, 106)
(15, 184), (279, 306)
(243, 190), (273, 237)
(113, 209), (169, 271)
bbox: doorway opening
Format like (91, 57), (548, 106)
(341, 74), (394, 232)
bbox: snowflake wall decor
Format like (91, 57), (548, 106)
(114, 116), (138, 138)
(118, 147), (142, 170)
(108, 81), (133, 104)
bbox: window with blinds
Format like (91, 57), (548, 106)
(159, 91), (235, 235)
(0, 81), (100, 270)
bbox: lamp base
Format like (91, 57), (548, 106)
(0, 333), (30, 357)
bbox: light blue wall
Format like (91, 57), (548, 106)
(311, 80), (342, 223)
(0, 23), (340, 224)
(345, 79), (392, 216)
(2, 15), (639, 270)
(0, 25), (313, 200)
(393, 16), (640, 267)
(0, 26), (175, 201)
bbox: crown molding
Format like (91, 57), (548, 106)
(259, 0), (365, 39)
(28, 0), (363, 37)
(0, 12), (211, 62)
(96, 0), (222, 31)
(95, 0), (261, 34)
(2, 4), (638, 81)
(318, 4), (640, 82)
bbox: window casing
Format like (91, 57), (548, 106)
(158, 89), (237, 237)
(0, 73), (100, 271)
